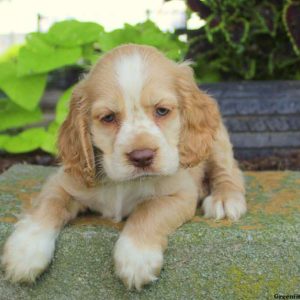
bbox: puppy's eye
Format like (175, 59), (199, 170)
(101, 113), (116, 123)
(155, 107), (170, 117)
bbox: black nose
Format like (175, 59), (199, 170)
(127, 149), (155, 168)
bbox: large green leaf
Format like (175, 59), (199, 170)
(0, 44), (22, 63)
(41, 133), (57, 154)
(17, 33), (82, 76)
(0, 98), (42, 131)
(2, 127), (47, 153)
(98, 21), (187, 61)
(0, 134), (9, 148)
(55, 86), (73, 124)
(42, 122), (60, 154)
(0, 60), (47, 110)
(46, 20), (104, 47)
(82, 43), (102, 64)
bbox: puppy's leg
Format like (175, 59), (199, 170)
(203, 123), (246, 221)
(2, 173), (82, 283)
(114, 191), (197, 290)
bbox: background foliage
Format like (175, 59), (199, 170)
(0, 20), (186, 155)
(184, 0), (300, 82)
(1, 0), (299, 155)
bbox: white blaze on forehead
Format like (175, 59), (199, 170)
(114, 51), (157, 144)
(115, 52), (147, 106)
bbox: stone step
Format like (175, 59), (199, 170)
(0, 165), (299, 299)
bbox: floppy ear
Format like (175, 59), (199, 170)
(57, 83), (95, 187)
(176, 64), (221, 168)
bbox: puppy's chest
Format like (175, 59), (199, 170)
(75, 180), (157, 222)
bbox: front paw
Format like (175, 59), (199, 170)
(2, 217), (58, 283)
(202, 192), (247, 221)
(114, 235), (163, 290)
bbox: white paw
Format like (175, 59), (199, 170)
(2, 217), (58, 283)
(202, 193), (247, 221)
(114, 235), (163, 290)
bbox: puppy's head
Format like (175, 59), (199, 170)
(58, 44), (220, 185)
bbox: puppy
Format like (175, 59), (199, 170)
(2, 44), (246, 290)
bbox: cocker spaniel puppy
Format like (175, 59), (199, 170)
(2, 44), (246, 290)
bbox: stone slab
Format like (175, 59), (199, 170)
(0, 165), (299, 299)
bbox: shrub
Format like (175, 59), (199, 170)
(184, 0), (300, 82)
(0, 20), (187, 155)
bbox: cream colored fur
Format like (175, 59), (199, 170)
(2, 44), (246, 290)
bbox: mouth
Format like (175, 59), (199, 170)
(129, 167), (160, 180)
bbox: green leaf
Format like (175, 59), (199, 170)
(268, 52), (274, 75)
(195, 58), (221, 83)
(17, 33), (82, 76)
(205, 25), (214, 43)
(0, 44), (22, 63)
(197, 70), (221, 83)
(39, 121), (60, 154)
(239, 59), (256, 80)
(223, 17), (250, 47)
(0, 60), (47, 110)
(49, 86), (74, 154)
(0, 98), (43, 131)
(3, 127), (47, 153)
(82, 43), (102, 64)
(48, 120), (60, 134)
(41, 130), (58, 154)
(204, 15), (223, 42)
(0, 134), (10, 148)
(46, 20), (104, 47)
(98, 21), (186, 61)
(55, 86), (74, 124)
(283, 1), (300, 56)
(256, 3), (277, 36)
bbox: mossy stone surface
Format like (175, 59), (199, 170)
(0, 165), (299, 299)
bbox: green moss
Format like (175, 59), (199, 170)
(0, 165), (299, 299)
(227, 266), (299, 299)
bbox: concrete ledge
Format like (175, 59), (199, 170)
(0, 165), (299, 299)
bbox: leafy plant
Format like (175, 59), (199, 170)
(183, 0), (300, 82)
(0, 19), (187, 155)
